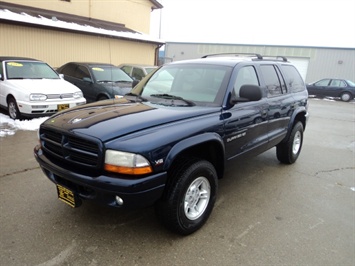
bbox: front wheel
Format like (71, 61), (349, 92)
(155, 158), (218, 235)
(276, 122), (304, 164)
(8, 97), (21, 120)
(97, 95), (109, 101)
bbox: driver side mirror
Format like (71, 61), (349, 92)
(82, 77), (93, 83)
(230, 84), (262, 104)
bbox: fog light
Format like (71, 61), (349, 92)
(115, 195), (124, 206)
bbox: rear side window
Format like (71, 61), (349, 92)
(121, 66), (132, 75)
(132, 67), (145, 80)
(281, 65), (305, 93)
(330, 79), (346, 87)
(61, 63), (77, 77)
(260, 65), (283, 97)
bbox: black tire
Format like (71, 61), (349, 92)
(340, 92), (352, 102)
(7, 97), (21, 120)
(155, 158), (218, 235)
(276, 122), (304, 164)
(97, 95), (109, 101)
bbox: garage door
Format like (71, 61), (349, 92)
(288, 57), (309, 82)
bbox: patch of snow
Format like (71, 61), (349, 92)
(0, 9), (164, 44)
(0, 113), (48, 137)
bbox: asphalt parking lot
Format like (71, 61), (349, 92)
(0, 98), (354, 266)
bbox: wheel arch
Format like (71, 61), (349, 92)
(6, 93), (16, 106)
(282, 108), (307, 144)
(164, 133), (225, 179)
(96, 93), (111, 101)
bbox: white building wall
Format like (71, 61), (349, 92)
(164, 43), (355, 83)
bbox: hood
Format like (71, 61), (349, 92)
(42, 98), (219, 142)
(7, 79), (81, 93)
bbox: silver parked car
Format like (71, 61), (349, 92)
(119, 64), (158, 81)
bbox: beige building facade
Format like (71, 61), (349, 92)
(0, 0), (164, 68)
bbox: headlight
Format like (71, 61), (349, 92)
(104, 150), (152, 175)
(30, 94), (47, 101)
(73, 91), (83, 99)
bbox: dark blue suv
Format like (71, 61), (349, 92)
(34, 54), (309, 235)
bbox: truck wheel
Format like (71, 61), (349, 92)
(8, 97), (21, 120)
(156, 158), (218, 235)
(276, 122), (304, 164)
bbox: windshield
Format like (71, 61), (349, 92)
(5, 61), (59, 79)
(138, 64), (231, 106)
(91, 66), (133, 82)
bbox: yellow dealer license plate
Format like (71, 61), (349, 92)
(58, 104), (69, 111)
(56, 184), (77, 208)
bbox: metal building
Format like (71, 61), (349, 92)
(164, 42), (355, 83)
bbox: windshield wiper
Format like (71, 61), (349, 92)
(115, 80), (132, 83)
(97, 80), (113, 83)
(150, 94), (195, 106)
(124, 92), (148, 102)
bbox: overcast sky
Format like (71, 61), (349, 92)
(150, 0), (355, 48)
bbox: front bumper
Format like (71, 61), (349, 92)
(18, 99), (86, 117)
(34, 145), (167, 209)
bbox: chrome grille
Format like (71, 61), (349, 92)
(47, 93), (73, 99)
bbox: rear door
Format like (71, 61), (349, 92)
(258, 64), (294, 147)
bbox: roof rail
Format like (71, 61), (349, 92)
(261, 55), (289, 62)
(201, 53), (263, 60)
(276, 56), (288, 62)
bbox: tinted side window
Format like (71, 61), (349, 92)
(315, 79), (330, 86)
(234, 66), (259, 97)
(275, 66), (287, 93)
(74, 66), (91, 80)
(122, 66), (132, 75)
(260, 65), (282, 97)
(60, 63), (77, 77)
(281, 65), (305, 92)
(132, 67), (145, 80)
(330, 79), (346, 87)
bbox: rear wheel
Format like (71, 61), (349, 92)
(7, 97), (21, 120)
(155, 158), (218, 235)
(276, 122), (304, 164)
(340, 92), (352, 102)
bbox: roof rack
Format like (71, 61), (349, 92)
(277, 56), (288, 62)
(260, 55), (288, 62)
(201, 53), (263, 60)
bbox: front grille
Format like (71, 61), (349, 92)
(47, 93), (73, 99)
(40, 128), (102, 169)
